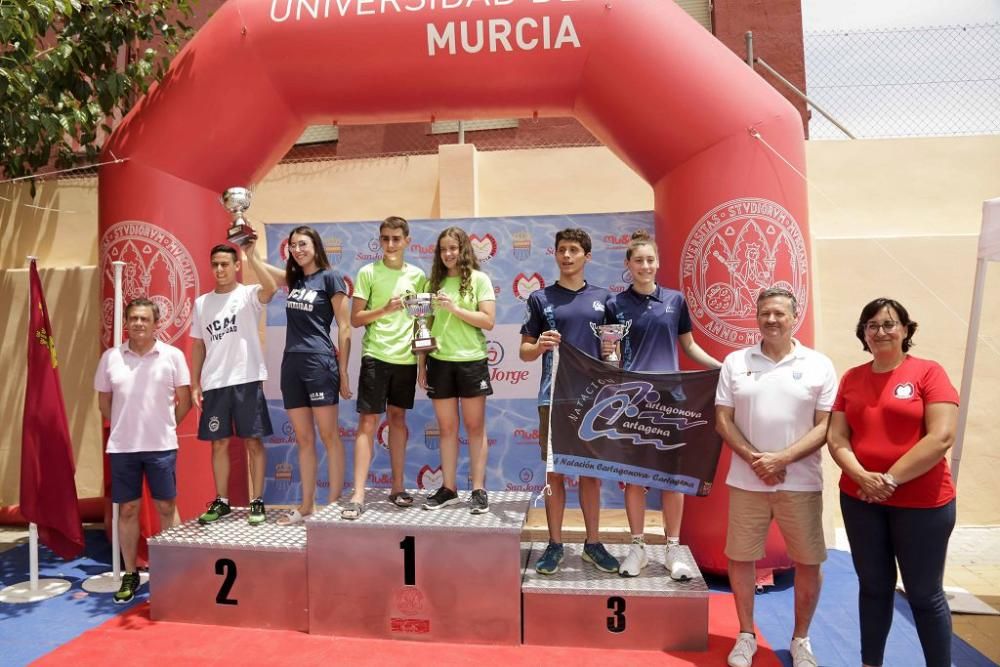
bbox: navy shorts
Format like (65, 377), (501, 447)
(356, 356), (417, 414)
(281, 353), (340, 409)
(198, 381), (274, 441)
(110, 450), (177, 503)
(425, 357), (493, 400)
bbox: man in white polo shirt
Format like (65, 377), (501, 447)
(95, 298), (192, 605)
(715, 287), (837, 667)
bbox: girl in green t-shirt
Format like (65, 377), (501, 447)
(418, 227), (497, 514)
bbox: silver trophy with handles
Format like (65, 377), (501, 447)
(592, 322), (628, 365)
(403, 292), (437, 353)
(220, 187), (257, 245)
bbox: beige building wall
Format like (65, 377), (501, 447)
(1, 136), (997, 526)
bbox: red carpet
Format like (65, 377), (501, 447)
(34, 594), (780, 666)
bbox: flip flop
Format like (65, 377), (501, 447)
(341, 502), (363, 520)
(389, 491), (414, 508)
(277, 509), (307, 526)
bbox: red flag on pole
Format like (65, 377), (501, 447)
(20, 259), (85, 560)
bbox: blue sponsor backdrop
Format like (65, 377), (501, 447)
(262, 212), (654, 509)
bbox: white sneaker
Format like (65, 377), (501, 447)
(667, 544), (694, 581)
(727, 631), (757, 667)
(619, 542), (648, 577)
(790, 637), (818, 667)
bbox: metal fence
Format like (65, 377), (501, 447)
(805, 23), (1000, 140)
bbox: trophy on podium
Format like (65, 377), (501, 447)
(592, 322), (628, 365)
(220, 187), (257, 245)
(403, 292), (438, 353)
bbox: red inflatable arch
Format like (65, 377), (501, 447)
(99, 0), (811, 574)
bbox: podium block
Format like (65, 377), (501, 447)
(521, 542), (709, 651)
(306, 489), (531, 645)
(148, 509), (308, 631)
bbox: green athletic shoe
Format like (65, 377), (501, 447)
(198, 497), (231, 525)
(114, 571), (141, 604)
(248, 498), (266, 526)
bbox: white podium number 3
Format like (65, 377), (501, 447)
(606, 596), (626, 633)
(399, 536), (416, 586)
(215, 558), (239, 606)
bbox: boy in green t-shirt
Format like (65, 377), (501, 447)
(342, 216), (426, 519)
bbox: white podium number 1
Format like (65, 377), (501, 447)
(606, 596), (626, 633)
(215, 558), (239, 605)
(399, 536), (416, 586)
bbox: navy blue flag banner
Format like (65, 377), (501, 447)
(547, 343), (723, 496)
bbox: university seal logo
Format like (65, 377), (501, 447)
(100, 221), (199, 346)
(394, 587), (425, 615)
(680, 198), (808, 347)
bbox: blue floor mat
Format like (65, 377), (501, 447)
(706, 549), (996, 667)
(0, 530), (144, 667)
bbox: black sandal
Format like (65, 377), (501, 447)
(389, 491), (414, 507)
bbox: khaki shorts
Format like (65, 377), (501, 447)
(725, 487), (827, 565)
(538, 405), (550, 462)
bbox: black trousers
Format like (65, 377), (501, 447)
(840, 492), (955, 667)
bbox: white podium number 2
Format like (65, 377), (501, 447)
(215, 558), (239, 606)
(606, 596), (626, 633)
(400, 536), (416, 586)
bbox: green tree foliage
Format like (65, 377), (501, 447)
(0, 0), (195, 178)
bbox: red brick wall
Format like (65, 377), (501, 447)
(712, 0), (809, 135)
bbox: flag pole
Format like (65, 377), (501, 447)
(82, 260), (127, 593)
(29, 522), (39, 590)
(0, 258), (73, 603)
(111, 260), (124, 579)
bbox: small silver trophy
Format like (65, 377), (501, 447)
(403, 292), (438, 353)
(592, 322), (628, 365)
(220, 187), (257, 245)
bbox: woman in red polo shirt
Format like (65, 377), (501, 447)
(827, 297), (959, 667)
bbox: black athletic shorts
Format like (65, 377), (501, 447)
(356, 355), (417, 414)
(425, 357), (493, 400)
(198, 381), (274, 440)
(281, 353), (340, 409)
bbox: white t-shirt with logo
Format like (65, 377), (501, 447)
(715, 340), (837, 492)
(190, 283), (268, 391)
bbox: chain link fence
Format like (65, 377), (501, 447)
(805, 23), (1000, 139)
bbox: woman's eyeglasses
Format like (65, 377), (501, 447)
(865, 320), (899, 334)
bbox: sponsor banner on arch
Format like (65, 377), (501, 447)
(261, 212), (652, 508)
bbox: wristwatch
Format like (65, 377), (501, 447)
(883, 473), (899, 489)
